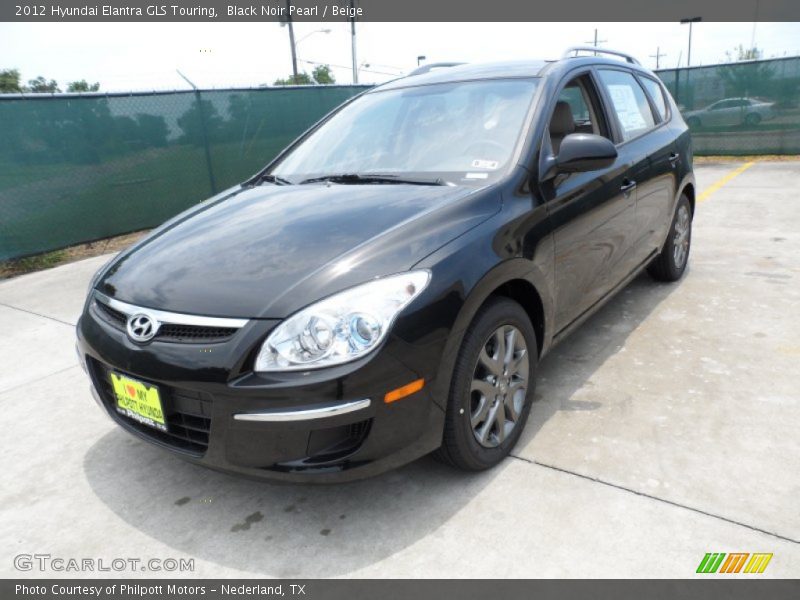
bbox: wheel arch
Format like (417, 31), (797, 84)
(428, 259), (554, 410)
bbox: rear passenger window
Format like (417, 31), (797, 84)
(598, 70), (656, 141)
(639, 77), (668, 122)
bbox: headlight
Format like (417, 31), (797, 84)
(255, 270), (430, 372)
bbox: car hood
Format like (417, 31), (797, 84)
(98, 182), (499, 318)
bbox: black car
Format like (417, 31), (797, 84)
(77, 48), (695, 482)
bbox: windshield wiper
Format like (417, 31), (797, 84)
(254, 173), (293, 186)
(299, 173), (446, 186)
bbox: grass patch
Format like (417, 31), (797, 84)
(0, 230), (147, 280)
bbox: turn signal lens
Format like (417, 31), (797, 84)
(384, 378), (425, 404)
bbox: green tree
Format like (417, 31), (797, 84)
(273, 72), (314, 86)
(0, 68), (23, 93)
(272, 65), (336, 86)
(312, 65), (335, 84)
(725, 45), (762, 62)
(67, 80), (100, 92)
(27, 76), (60, 93)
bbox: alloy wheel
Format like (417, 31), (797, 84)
(469, 324), (529, 448)
(672, 205), (691, 269)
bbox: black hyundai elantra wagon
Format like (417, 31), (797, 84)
(77, 48), (695, 482)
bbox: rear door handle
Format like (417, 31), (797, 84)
(668, 152), (680, 166)
(620, 179), (637, 195)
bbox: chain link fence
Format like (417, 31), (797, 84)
(656, 56), (800, 155)
(1, 58), (799, 261)
(0, 85), (367, 261)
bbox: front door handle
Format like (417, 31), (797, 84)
(620, 179), (637, 196)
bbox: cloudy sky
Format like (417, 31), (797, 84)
(1, 21), (799, 91)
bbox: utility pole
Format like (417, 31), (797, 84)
(285, 0), (298, 80)
(680, 17), (701, 67)
(350, 0), (358, 83)
(650, 47), (667, 69)
(585, 29), (607, 55)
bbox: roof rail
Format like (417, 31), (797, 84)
(407, 62), (465, 77)
(562, 46), (641, 65)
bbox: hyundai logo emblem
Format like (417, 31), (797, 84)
(126, 313), (159, 343)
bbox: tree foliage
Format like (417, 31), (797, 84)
(27, 76), (61, 93)
(67, 80), (100, 92)
(273, 64), (336, 86)
(0, 69), (23, 93)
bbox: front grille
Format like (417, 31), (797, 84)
(157, 323), (238, 342)
(95, 300), (127, 327)
(93, 299), (238, 344)
(90, 359), (212, 455)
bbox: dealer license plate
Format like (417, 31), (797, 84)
(109, 372), (167, 432)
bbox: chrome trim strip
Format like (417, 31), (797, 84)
(233, 399), (371, 422)
(94, 291), (249, 329)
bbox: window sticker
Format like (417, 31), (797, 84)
(607, 84), (647, 132)
(471, 159), (499, 170)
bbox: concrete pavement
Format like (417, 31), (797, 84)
(1, 161), (798, 578)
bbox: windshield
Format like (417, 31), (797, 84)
(271, 78), (540, 185)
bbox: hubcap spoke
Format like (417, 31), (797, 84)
(478, 404), (499, 445)
(494, 403), (507, 443)
(471, 395), (490, 428)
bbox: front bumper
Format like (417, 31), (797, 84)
(76, 298), (446, 483)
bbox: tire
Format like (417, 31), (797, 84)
(648, 194), (692, 282)
(745, 112), (762, 126)
(436, 297), (538, 471)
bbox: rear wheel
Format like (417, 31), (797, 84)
(648, 194), (692, 282)
(745, 112), (762, 126)
(436, 297), (538, 471)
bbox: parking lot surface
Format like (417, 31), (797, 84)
(1, 161), (798, 578)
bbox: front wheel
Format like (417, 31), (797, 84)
(648, 194), (692, 282)
(436, 297), (538, 471)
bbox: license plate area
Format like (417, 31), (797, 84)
(109, 372), (167, 432)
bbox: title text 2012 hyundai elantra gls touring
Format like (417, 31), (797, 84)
(77, 49), (695, 482)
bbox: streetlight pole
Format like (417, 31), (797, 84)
(680, 17), (701, 67)
(285, 0), (298, 80)
(350, 0), (358, 83)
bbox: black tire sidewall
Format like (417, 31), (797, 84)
(445, 298), (538, 470)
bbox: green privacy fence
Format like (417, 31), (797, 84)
(656, 56), (800, 155)
(0, 85), (367, 261)
(2, 58), (800, 261)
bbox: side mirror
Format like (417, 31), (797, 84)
(555, 133), (617, 173)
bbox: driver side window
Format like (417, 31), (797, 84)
(548, 75), (610, 154)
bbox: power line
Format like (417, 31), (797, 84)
(298, 58), (399, 77)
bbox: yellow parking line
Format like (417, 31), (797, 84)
(697, 161), (756, 203)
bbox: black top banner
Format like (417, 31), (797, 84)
(2, 0), (800, 22)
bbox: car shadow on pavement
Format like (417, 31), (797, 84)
(82, 272), (680, 577)
(518, 272), (681, 448)
(82, 429), (505, 577)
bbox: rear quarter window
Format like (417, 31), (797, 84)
(639, 76), (668, 122)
